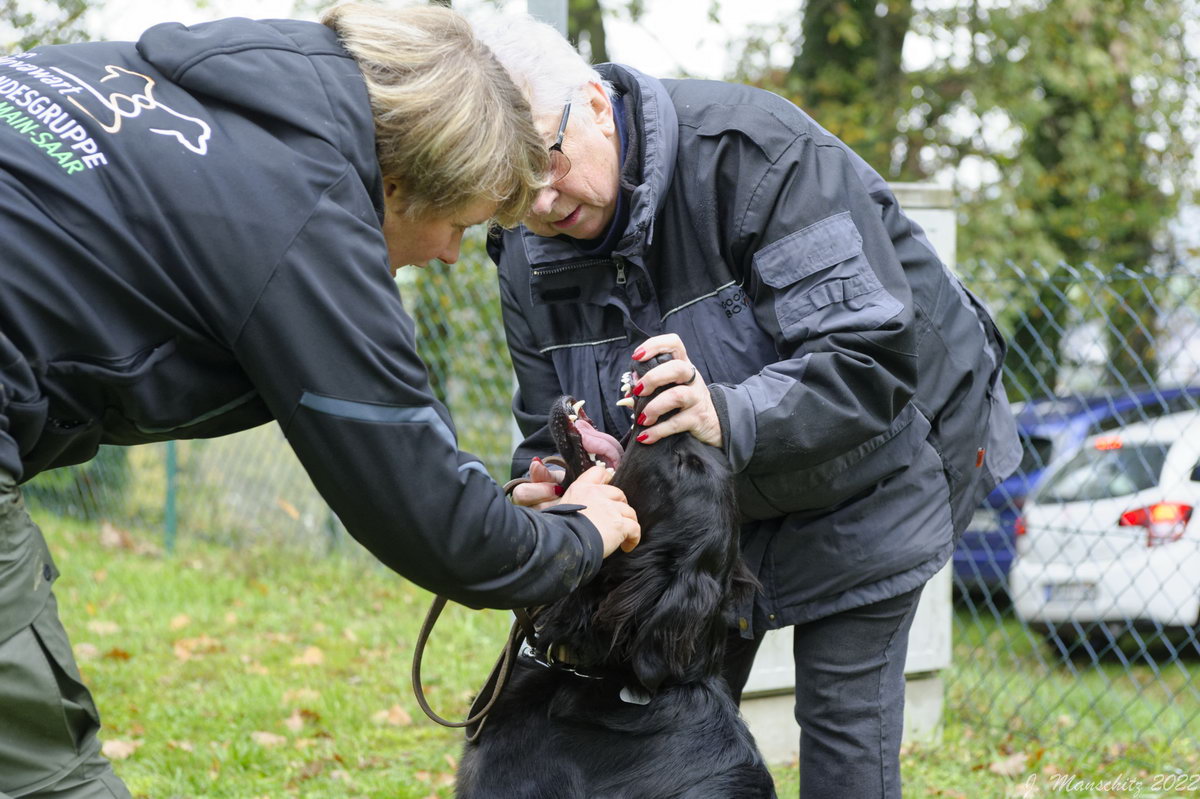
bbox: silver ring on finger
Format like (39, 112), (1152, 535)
(684, 365), (698, 385)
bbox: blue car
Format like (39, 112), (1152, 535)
(952, 385), (1200, 600)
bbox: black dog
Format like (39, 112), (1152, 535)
(456, 355), (776, 799)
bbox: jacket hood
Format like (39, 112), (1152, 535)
(517, 63), (678, 267)
(136, 18), (382, 207)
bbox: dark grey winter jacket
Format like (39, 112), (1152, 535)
(0, 19), (605, 641)
(489, 65), (1021, 632)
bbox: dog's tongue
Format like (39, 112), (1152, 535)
(574, 418), (624, 468)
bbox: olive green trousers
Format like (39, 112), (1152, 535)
(0, 471), (130, 799)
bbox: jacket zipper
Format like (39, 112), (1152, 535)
(615, 258), (627, 285)
(531, 258), (613, 277)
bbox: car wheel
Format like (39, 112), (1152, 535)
(1041, 622), (1122, 662)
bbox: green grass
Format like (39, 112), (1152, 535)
(35, 514), (1200, 798)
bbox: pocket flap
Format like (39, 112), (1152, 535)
(754, 211), (864, 289)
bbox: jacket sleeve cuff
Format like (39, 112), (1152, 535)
(709, 383), (756, 474)
(533, 506), (605, 584)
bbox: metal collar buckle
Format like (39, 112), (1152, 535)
(521, 642), (606, 681)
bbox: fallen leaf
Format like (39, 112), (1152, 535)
(276, 497), (300, 520)
(282, 688), (320, 706)
(414, 771), (431, 783)
(251, 731), (287, 748)
(989, 752), (1028, 778)
(245, 661), (270, 676)
(103, 647), (131, 661)
(87, 620), (120, 635)
(1008, 782), (1038, 799)
(167, 740), (195, 752)
(170, 614), (191, 631)
(291, 646), (324, 666)
(225, 611), (238, 625)
(93, 569), (108, 583)
(435, 772), (456, 787)
(284, 709), (306, 733)
(100, 523), (136, 551)
(173, 635), (223, 661)
(102, 739), (142, 760)
(342, 628), (358, 643)
(74, 643), (100, 660)
(371, 705), (412, 726)
(443, 752), (457, 769)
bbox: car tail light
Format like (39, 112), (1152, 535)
(1014, 516), (1027, 537)
(1119, 502), (1193, 547)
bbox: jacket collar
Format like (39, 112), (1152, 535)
(518, 63), (678, 271)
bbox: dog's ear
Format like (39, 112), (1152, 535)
(628, 568), (728, 692)
(723, 558), (761, 628)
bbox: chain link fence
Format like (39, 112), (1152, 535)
(22, 238), (1200, 766)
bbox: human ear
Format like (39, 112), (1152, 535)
(586, 81), (615, 136)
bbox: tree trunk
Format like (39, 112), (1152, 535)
(789, 0), (913, 173)
(568, 0), (608, 64)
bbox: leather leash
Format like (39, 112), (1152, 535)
(411, 595), (541, 743)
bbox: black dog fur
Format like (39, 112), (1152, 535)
(456, 355), (775, 799)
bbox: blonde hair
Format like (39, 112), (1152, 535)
(322, 2), (548, 227)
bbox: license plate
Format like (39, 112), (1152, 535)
(1044, 582), (1098, 603)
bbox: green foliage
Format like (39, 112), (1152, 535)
(2, 0), (90, 50)
(911, 0), (1197, 271)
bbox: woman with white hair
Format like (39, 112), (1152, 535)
(0, 6), (639, 796)
(475, 14), (1019, 798)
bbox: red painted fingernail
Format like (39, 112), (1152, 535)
(636, 413), (647, 426)
(531, 457), (543, 466)
(632, 383), (644, 396)
(636, 433), (649, 443)
(553, 485), (565, 496)
(632, 348), (646, 360)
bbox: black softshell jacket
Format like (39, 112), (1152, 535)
(490, 66), (1021, 632)
(0, 19), (603, 629)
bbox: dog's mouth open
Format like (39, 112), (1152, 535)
(549, 397), (626, 484)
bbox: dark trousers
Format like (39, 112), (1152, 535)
(723, 588), (924, 799)
(0, 472), (131, 799)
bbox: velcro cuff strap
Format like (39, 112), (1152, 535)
(542, 504), (586, 515)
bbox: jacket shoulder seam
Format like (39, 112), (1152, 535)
(230, 163), (358, 350)
(736, 130), (810, 244)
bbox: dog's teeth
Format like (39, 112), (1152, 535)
(568, 415), (578, 423)
(571, 399), (586, 415)
(606, 467), (615, 476)
(615, 397), (635, 408)
(589, 453), (599, 464)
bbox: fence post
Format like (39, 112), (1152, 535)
(164, 440), (177, 555)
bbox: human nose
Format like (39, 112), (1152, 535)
(530, 185), (558, 218)
(438, 231), (463, 265)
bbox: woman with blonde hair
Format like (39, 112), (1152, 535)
(0, 5), (637, 796)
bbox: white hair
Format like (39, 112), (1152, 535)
(470, 11), (614, 119)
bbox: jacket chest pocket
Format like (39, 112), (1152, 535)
(753, 211), (903, 343)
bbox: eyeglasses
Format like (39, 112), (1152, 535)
(547, 102), (572, 184)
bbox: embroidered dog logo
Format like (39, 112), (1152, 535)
(50, 64), (211, 155)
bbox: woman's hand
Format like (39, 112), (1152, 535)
(510, 457), (565, 510)
(512, 459), (640, 555)
(629, 333), (723, 448)
(564, 465), (641, 555)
